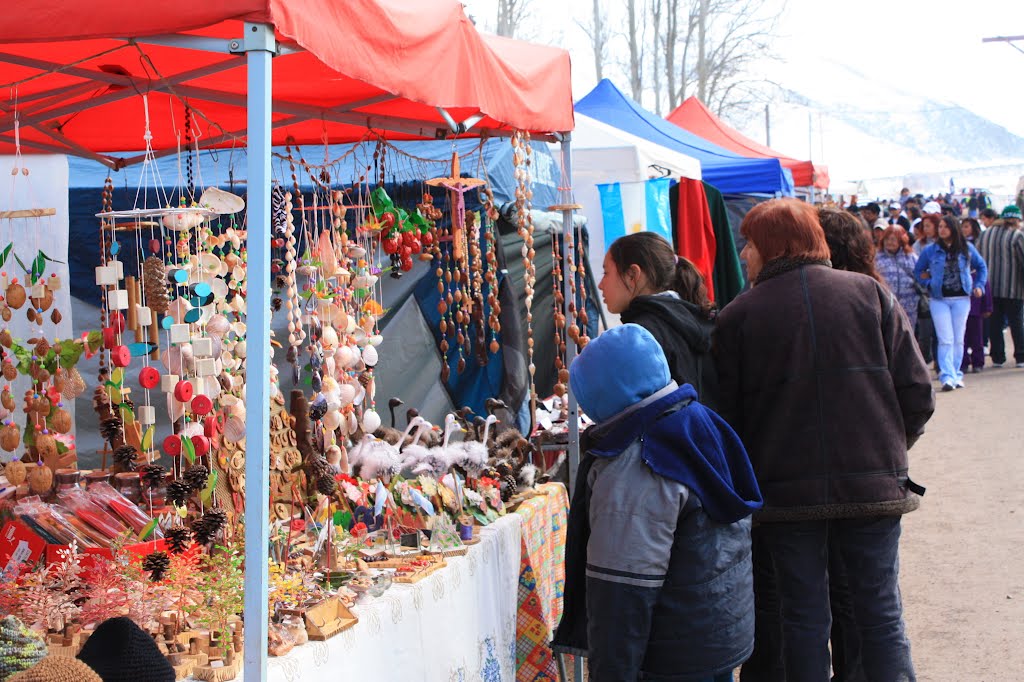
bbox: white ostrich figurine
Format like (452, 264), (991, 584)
(350, 432), (402, 482)
(400, 417), (433, 472)
(413, 414), (462, 479)
(450, 414), (497, 480)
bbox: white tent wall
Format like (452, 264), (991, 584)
(0, 154), (75, 462)
(568, 114), (702, 328)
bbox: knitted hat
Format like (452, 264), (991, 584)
(569, 323), (671, 423)
(0, 616), (47, 679)
(1001, 204), (1022, 220)
(76, 618), (174, 682)
(8, 657), (102, 682)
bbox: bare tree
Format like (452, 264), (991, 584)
(495, 0), (533, 38)
(625, 0), (645, 102)
(577, 0), (611, 82)
(651, 0), (664, 114)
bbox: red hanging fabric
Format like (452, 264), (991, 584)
(675, 178), (718, 302)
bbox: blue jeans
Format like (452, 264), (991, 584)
(758, 517), (916, 682)
(929, 296), (971, 385)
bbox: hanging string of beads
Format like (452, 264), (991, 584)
(481, 185), (502, 356)
(284, 145), (305, 375)
(512, 131), (537, 405)
(572, 217), (591, 349)
(551, 212), (567, 398)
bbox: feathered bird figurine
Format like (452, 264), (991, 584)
(413, 413), (462, 479)
(450, 414), (497, 481)
(399, 416), (433, 475)
(406, 408), (441, 448)
(373, 397), (406, 445)
(350, 433), (401, 482)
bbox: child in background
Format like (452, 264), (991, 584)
(553, 324), (762, 682)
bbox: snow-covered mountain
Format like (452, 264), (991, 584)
(733, 60), (1024, 199)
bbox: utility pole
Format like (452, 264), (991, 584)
(982, 35), (1024, 56)
(765, 104), (771, 147)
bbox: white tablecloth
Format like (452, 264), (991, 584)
(263, 513), (523, 682)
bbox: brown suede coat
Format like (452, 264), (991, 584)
(713, 262), (935, 522)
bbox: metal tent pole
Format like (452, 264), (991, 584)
(558, 133), (585, 682)
(558, 135), (580, 496)
(242, 21), (274, 682)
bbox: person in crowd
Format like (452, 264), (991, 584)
(975, 205), (1024, 368)
(980, 207), (999, 230)
(915, 215), (988, 390)
(599, 232), (718, 406)
(713, 198), (934, 682)
(877, 226), (923, 334)
(861, 202), (887, 232)
(913, 204), (941, 256)
(967, 190), (980, 219)
(960, 218), (993, 373)
(908, 205), (923, 237)
(889, 201), (912, 232)
(899, 187), (911, 208)
(821, 208), (883, 282)
(553, 323), (762, 682)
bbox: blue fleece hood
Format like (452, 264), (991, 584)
(590, 384), (763, 524)
(570, 324), (672, 423)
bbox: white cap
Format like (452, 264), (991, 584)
(922, 201), (942, 215)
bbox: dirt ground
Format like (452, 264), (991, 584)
(900, 361), (1024, 681)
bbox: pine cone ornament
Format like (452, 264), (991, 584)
(142, 551), (170, 582)
(99, 415), (123, 445)
(167, 480), (191, 508)
(113, 444), (139, 471)
(192, 508), (227, 545)
(316, 473), (337, 496)
(309, 454), (330, 478)
(182, 464), (209, 491)
(165, 526), (193, 555)
(142, 256), (170, 315)
(501, 474), (518, 502)
(140, 464), (167, 488)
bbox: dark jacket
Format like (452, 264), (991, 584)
(552, 384), (759, 681)
(620, 293), (719, 410)
(713, 262), (935, 522)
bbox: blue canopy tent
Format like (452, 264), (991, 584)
(576, 80), (794, 196)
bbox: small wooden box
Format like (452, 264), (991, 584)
(303, 596), (358, 640)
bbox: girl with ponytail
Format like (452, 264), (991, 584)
(599, 232), (718, 407)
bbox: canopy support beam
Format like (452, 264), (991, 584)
(242, 20), (274, 682)
(0, 52), (246, 134)
(0, 132), (118, 168)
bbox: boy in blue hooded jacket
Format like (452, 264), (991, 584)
(552, 324), (762, 681)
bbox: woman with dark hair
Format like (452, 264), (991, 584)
(915, 214), (988, 391)
(599, 231), (718, 407)
(714, 198), (934, 682)
(819, 208), (883, 282)
(959, 217), (993, 374)
(877, 226), (923, 333)
(912, 211), (938, 256)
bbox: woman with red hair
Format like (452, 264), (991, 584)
(713, 198), (934, 681)
(876, 225), (924, 332)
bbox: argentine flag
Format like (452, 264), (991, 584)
(597, 177), (673, 246)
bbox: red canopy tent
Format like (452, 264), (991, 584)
(666, 97), (828, 189)
(0, 0), (574, 168)
(0, 3), (578, 678)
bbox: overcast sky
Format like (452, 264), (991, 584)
(466, 0), (1024, 137)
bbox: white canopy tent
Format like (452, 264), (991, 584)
(569, 113), (702, 326)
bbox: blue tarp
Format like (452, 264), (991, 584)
(575, 80), (794, 196)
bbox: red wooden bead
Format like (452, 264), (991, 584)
(102, 326), (117, 350)
(190, 394), (213, 416)
(190, 434), (211, 457)
(173, 380), (194, 403)
(204, 414), (224, 438)
(109, 311), (126, 334)
(110, 345), (131, 368)
(139, 367), (160, 389)
(163, 434), (182, 456)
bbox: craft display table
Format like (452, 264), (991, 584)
(253, 514), (523, 682)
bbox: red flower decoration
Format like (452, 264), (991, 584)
(289, 519), (305, 533)
(351, 522), (368, 538)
